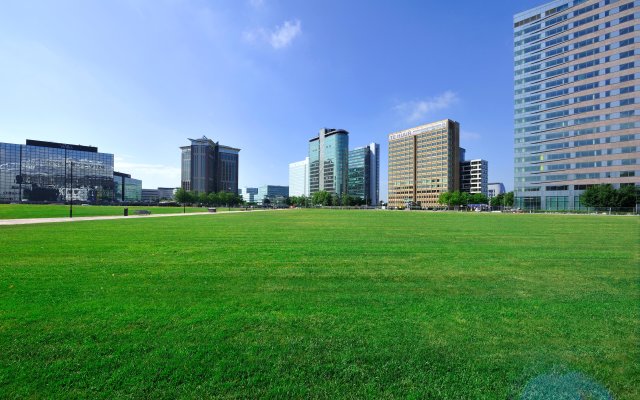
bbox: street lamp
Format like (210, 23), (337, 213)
(69, 161), (73, 218)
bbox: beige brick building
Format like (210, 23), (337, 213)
(388, 119), (461, 208)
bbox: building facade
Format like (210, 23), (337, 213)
(239, 187), (258, 203)
(288, 157), (309, 197)
(157, 187), (178, 200)
(256, 185), (289, 205)
(309, 128), (349, 196)
(180, 136), (240, 194)
(348, 143), (380, 205)
(514, 0), (639, 210)
(460, 159), (489, 196)
(388, 119), (461, 208)
(113, 172), (142, 202)
(488, 182), (506, 200)
(0, 139), (114, 203)
(141, 189), (159, 203)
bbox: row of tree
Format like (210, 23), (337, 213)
(436, 191), (515, 209)
(580, 184), (637, 208)
(308, 191), (370, 207)
(174, 188), (244, 207)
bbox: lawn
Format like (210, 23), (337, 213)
(0, 210), (638, 399)
(0, 204), (241, 219)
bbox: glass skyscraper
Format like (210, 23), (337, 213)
(348, 143), (380, 205)
(309, 128), (349, 196)
(0, 139), (114, 203)
(514, 0), (639, 210)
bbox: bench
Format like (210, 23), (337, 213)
(133, 210), (151, 215)
(208, 208), (217, 213)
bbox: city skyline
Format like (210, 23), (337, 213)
(1, 1), (553, 198)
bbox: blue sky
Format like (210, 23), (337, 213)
(0, 0), (546, 198)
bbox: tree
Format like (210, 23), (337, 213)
(174, 188), (192, 213)
(207, 192), (219, 206)
(470, 193), (488, 205)
(312, 191), (332, 206)
(581, 184), (638, 208)
(615, 185), (638, 208)
(198, 192), (209, 206)
(438, 192), (452, 209)
(580, 184), (616, 208)
(490, 191), (514, 208)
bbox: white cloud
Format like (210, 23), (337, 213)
(115, 157), (181, 188)
(269, 19), (302, 49)
(395, 91), (459, 122)
(244, 19), (302, 50)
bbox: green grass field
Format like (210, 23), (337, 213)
(0, 204), (240, 219)
(0, 210), (638, 399)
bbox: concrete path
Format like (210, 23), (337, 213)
(0, 209), (263, 226)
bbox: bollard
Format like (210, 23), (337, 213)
(124, 208), (128, 216)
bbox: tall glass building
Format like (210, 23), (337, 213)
(113, 172), (142, 202)
(514, 0), (639, 210)
(0, 139), (114, 203)
(288, 157), (309, 197)
(180, 136), (240, 194)
(309, 128), (349, 196)
(348, 143), (380, 205)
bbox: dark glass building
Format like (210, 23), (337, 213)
(0, 139), (114, 203)
(309, 128), (349, 196)
(348, 143), (380, 205)
(113, 171), (142, 202)
(180, 136), (240, 194)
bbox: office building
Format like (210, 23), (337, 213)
(113, 172), (142, 202)
(157, 187), (178, 200)
(0, 139), (114, 203)
(460, 159), (489, 196)
(239, 187), (258, 203)
(180, 136), (240, 194)
(288, 157), (310, 197)
(488, 182), (506, 200)
(388, 119), (461, 209)
(309, 128), (349, 196)
(514, 0), (639, 210)
(256, 185), (289, 205)
(141, 189), (159, 203)
(348, 143), (380, 205)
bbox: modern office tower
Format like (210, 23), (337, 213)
(460, 147), (466, 162)
(388, 119), (461, 208)
(514, 0), (639, 210)
(180, 136), (240, 194)
(113, 172), (142, 202)
(141, 189), (159, 203)
(256, 185), (289, 205)
(309, 128), (349, 196)
(460, 159), (489, 196)
(488, 182), (506, 200)
(157, 187), (178, 200)
(288, 157), (309, 196)
(348, 143), (380, 205)
(0, 139), (114, 203)
(239, 187), (258, 203)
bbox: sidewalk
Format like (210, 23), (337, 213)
(0, 209), (260, 226)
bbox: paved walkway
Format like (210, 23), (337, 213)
(0, 209), (263, 226)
